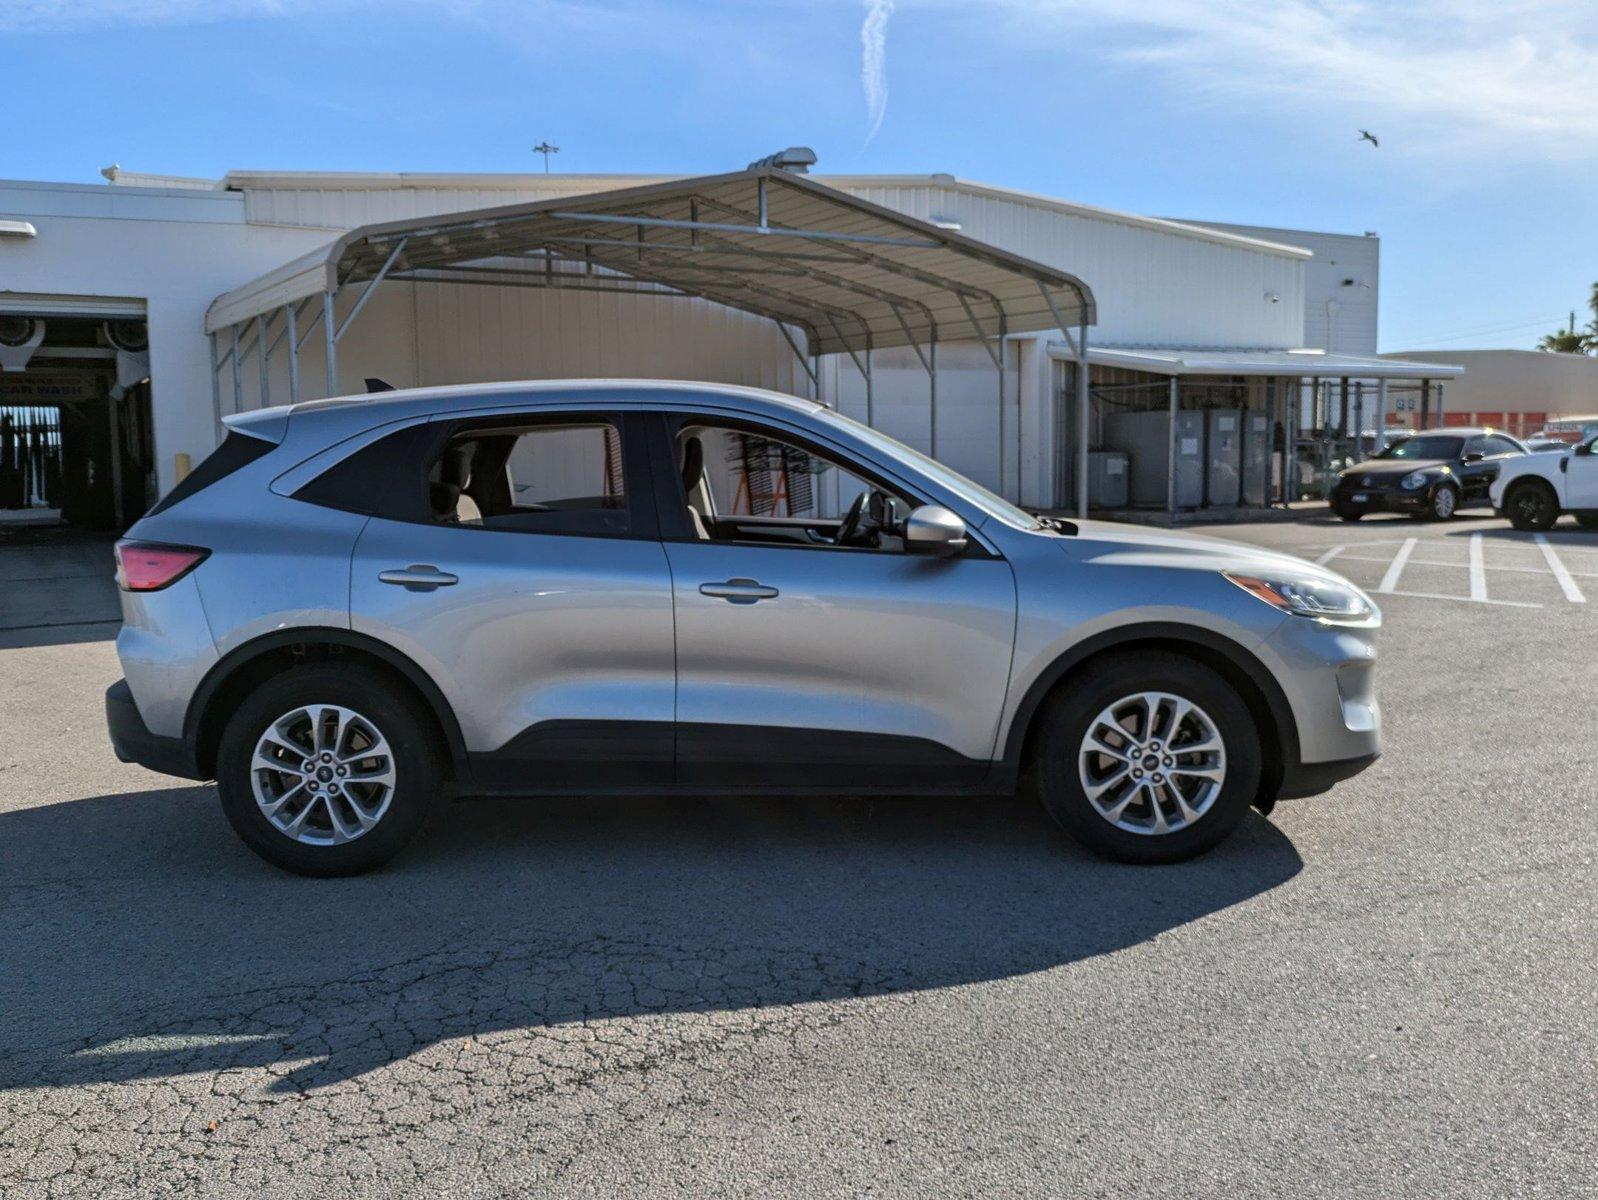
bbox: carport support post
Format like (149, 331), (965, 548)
(1420, 378), (1432, 429)
(1076, 319), (1090, 519)
(928, 336), (939, 459)
(1353, 381), (1365, 460)
(208, 332), (223, 440)
(1166, 375), (1179, 525)
(323, 291), (337, 398)
(256, 314), (269, 409)
(865, 336), (874, 427)
(286, 304), (300, 404)
(1376, 378), (1389, 450)
(1435, 383), (1445, 429)
(230, 325), (242, 416)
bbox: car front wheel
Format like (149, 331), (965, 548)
(1031, 652), (1262, 864)
(1505, 481), (1559, 532)
(216, 664), (443, 876)
(1422, 483), (1458, 521)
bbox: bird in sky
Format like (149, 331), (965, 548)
(1357, 129), (1380, 148)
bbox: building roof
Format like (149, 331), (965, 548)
(211, 169), (1311, 261)
(1062, 345), (1465, 379)
(204, 167), (1096, 356)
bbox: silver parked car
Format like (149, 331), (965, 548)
(107, 381), (1381, 875)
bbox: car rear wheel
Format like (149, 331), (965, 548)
(216, 664), (442, 876)
(1506, 480), (1559, 532)
(1030, 652), (1262, 864)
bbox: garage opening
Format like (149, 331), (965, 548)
(0, 308), (153, 534)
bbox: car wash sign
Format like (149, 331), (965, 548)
(0, 376), (102, 406)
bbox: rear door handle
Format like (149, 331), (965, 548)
(378, 565), (459, 591)
(699, 578), (779, 604)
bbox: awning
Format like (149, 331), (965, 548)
(1055, 345), (1465, 379)
(204, 167), (1095, 356)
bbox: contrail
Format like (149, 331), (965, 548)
(861, 0), (894, 145)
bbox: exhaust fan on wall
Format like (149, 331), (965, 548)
(0, 316), (46, 372)
(102, 319), (151, 399)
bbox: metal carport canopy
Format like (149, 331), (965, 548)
(203, 167), (1095, 355)
(1069, 346), (1465, 379)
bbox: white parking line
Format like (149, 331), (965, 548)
(1316, 545), (1345, 566)
(1377, 538), (1417, 594)
(1469, 534), (1487, 601)
(1333, 553), (1598, 578)
(1534, 534), (1586, 603)
(1381, 589), (1541, 609)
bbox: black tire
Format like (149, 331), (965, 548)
(1505, 480), (1559, 532)
(1029, 651), (1263, 865)
(1575, 513), (1598, 531)
(1418, 483), (1458, 521)
(1333, 505), (1364, 522)
(216, 664), (443, 876)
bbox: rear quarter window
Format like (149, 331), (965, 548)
(145, 432), (274, 517)
(292, 423), (437, 523)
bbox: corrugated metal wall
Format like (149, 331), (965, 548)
(1184, 220), (1379, 356)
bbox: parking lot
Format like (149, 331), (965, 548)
(2, 514), (1595, 1199)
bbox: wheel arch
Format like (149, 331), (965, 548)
(185, 628), (469, 781)
(1000, 623), (1298, 800)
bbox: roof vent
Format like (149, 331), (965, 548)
(747, 147), (817, 174)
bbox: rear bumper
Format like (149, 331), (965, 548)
(1278, 751), (1379, 799)
(106, 680), (203, 780)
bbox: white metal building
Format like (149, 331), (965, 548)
(0, 162), (1457, 529)
(1379, 349), (1598, 437)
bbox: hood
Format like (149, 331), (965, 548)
(1342, 457), (1449, 478)
(1065, 519), (1354, 586)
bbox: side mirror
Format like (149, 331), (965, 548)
(1461, 450), (1484, 462)
(903, 504), (968, 557)
(1577, 441), (1595, 457)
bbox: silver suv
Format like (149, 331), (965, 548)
(106, 381), (1381, 875)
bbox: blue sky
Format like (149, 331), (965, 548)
(4, 0), (1597, 352)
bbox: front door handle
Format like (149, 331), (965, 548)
(699, 578), (779, 604)
(378, 565), (459, 591)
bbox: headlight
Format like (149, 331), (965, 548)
(1400, 470), (1429, 490)
(1225, 572), (1377, 623)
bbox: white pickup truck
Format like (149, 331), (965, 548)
(1490, 434), (1598, 530)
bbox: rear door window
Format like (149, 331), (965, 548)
(427, 417), (642, 538)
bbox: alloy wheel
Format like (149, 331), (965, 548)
(249, 704), (397, 845)
(1433, 486), (1457, 519)
(1077, 691), (1227, 836)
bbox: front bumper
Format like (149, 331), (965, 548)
(106, 680), (203, 780)
(1330, 481), (1431, 513)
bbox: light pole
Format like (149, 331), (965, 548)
(533, 141), (560, 173)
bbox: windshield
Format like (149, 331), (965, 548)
(1378, 435), (1464, 461)
(812, 405), (1044, 531)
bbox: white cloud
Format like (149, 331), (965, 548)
(981, 0), (1598, 160)
(860, 0), (894, 145)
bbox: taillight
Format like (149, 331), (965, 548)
(114, 541), (209, 592)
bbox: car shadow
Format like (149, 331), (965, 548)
(0, 785), (1302, 1095)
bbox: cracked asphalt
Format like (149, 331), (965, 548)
(2, 517), (1595, 1198)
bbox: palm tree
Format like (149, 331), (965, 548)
(1538, 281), (1598, 354)
(1538, 328), (1591, 353)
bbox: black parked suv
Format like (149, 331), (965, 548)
(1330, 429), (1527, 521)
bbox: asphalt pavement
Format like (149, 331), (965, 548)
(1, 513), (1594, 1198)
